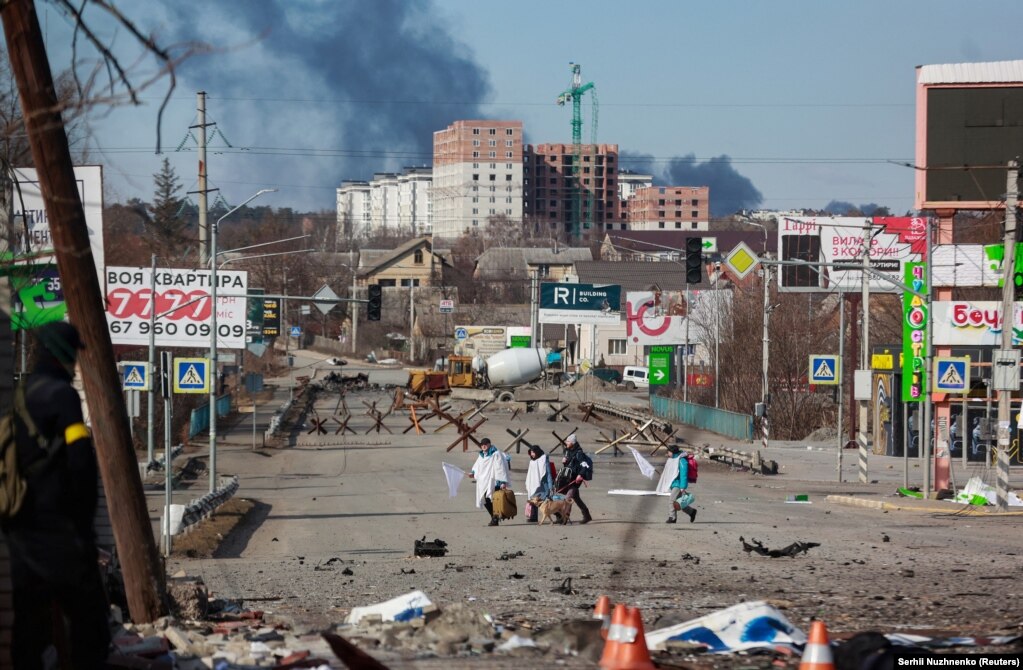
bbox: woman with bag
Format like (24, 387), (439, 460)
(657, 444), (697, 523)
(469, 438), (511, 526)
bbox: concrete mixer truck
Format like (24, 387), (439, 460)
(408, 347), (560, 402)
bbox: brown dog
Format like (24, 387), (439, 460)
(531, 496), (574, 525)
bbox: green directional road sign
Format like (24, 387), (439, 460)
(648, 345), (672, 386)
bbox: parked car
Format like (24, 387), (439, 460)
(622, 365), (650, 390)
(590, 367), (623, 384)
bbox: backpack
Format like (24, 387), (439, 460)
(579, 452), (594, 481)
(0, 381), (53, 522)
(684, 452), (698, 484)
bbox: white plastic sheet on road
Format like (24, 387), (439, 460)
(345, 590), (434, 625)
(955, 476), (1023, 506)
(645, 600), (806, 653)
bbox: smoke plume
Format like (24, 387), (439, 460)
(620, 151), (762, 217)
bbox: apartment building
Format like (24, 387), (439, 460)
(624, 185), (710, 231)
(336, 167), (432, 239)
(432, 120), (524, 240)
(617, 170), (654, 231)
(523, 143), (620, 238)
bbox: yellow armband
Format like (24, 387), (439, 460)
(65, 422), (90, 445)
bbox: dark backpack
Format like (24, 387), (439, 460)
(579, 452), (594, 481)
(0, 381), (53, 522)
(684, 453), (698, 484)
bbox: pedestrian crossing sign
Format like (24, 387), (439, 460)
(173, 357), (210, 394)
(808, 355), (840, 385)
(933, 357), (969, 394)
(121, 362), (150, 391)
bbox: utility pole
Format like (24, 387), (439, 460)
(995, 161), (1019, 510)
(858, 220), (872, 484)
(1, 0), (165, 621)
(837, 295), (845, 482)
(760, 264), (770, 454)
(350, 249), (358, 355)
(147, 255), (156, 465)
(0, 166), (14, 415)
(195, 91), (209, 265)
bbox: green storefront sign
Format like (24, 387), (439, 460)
(509, 335), (531, 348)
(648, 345), (672, 386)
(901, 262), (927, 402)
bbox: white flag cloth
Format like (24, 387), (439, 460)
(441, 462), (466, 498)
(656, 456), (681, 493)
(628, 447), (657, 479)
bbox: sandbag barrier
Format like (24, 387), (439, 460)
(179, 475), (241, 532)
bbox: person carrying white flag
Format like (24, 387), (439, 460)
(627, 446), (657, 479)
(469, 438), (511, 526)
(656, 444), (697, 523)
(441, 462), (466, 498)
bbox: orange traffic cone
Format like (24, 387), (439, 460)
(799, 620), (835, 670)
(599, 603), (627, 668)
(600, 606), (656, 670)
(593, 595), (613, 640)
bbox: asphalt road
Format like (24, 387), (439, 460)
(157, 349), (1023, 665)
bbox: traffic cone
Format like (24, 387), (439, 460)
(600, 606), (656, 670)
(593, 595), (613, 640)
(598, 603), (627, 668)
(799, 620), (835, 670)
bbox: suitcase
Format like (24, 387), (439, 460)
(492, 488), (517, 519)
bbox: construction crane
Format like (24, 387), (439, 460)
(556, 62), (598, 240)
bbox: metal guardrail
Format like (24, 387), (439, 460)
(650, 396), (754, 442)
(705, 446), (778, 475)
(146, 444), (184, 472)
(589, 401), (673, 432)
(179, 475), (240, 532)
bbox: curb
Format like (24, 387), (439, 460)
(826, 494), (1023, 515)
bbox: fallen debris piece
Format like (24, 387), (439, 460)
(499, 550), (525, 560)
(897, 487), (923, 499)
(323, 631), (391, 670)
(414, 536), (449, 557)
(645, 600), (806, 653)
(551, 577), (576, 595)
(785, 494), (811, 503)
(346, 590), (435, 625)
(739, 536), (820, 558)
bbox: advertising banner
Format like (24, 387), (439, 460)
(105, 267), (248, 349)
(9, 166), (104, 330)
(930, 243), (1023, 289)
(777, 216), (926, 293)
(262, 298), (281, 337)
(932, 301), (1023, 346)
(901, 263), (928, 402)
(539, 282), (620, 325)
(454, 325), (518, 358)
(624, 291), (687, 345)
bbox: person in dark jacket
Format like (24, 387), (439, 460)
(2, 321), (110, 668)
(560, 435), (593, 524)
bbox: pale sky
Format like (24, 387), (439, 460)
(28, 0), (1023, 216)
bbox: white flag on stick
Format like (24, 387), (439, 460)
(442, 462), (467, 497)
(628, 447), (657, 479)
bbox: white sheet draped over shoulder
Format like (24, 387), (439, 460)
(656, 456), (680, 494)
(473, 451), (511, 508)
(525, 454), (550, 498)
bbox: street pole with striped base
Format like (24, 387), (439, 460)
(996, 162), (1019, 511)
(858, 220), (871, 484)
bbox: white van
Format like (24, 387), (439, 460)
(622, 366), (649, 390)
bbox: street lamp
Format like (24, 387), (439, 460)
(746, 221), (771, 454)
(209, 188), (276, 493)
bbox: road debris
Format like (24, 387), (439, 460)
(414, 536), (449, 557)
(740, 536), (820, 558)
(645, 600), (806, 653)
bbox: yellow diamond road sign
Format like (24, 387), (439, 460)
(724, 241), (760, 280)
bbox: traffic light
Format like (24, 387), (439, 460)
(685, 237), (703, 284)
(367, 284), (382, 321)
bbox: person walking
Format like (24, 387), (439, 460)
(2, 322), (110, 668)
(658, 444), (697, 523)
(524, 444), (554, 522)
(559, 435), (593, 524)
(469, 437), (510, 526)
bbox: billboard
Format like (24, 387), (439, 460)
(454, 325), (523, 358)
(901, 263), (928, 402)
(777, 216), (926, 293)
(9, 166), (104, 330)
(625, 291), (686, 345)
(932, 301), (1023, 346)
(539, 282), (621, 325)
(105, 267), (248, 349)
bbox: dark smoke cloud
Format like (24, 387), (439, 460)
(620, 151), (762, 217)
(156, 0), (492, 206)
(824, 201), (891, 216)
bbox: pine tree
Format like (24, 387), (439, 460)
(147, 158), (189, 257)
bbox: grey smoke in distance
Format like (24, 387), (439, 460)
(620, 151), (763, 217)
(158, 0), (492, 207)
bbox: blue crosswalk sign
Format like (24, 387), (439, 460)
(290, 326), (301, 337)
(121, 362), (150, 391)
(933, 357), (969, 393)
(173, 358), (209, 394)
(809, 355), (840, 385)
(455, 327), (468, 340)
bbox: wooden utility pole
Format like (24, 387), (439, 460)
(1, 0), (166, 621)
